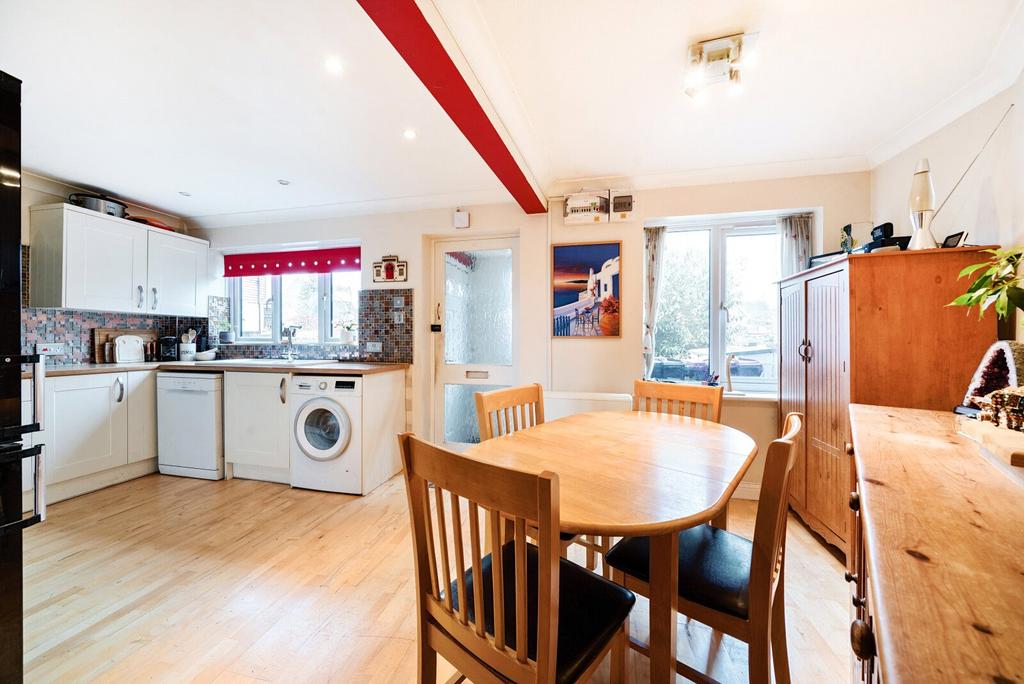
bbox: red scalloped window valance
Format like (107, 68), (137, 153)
(223, 247), (361, 277)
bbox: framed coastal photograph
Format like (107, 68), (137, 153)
(552, 241), (621, 337)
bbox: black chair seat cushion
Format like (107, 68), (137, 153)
(448, 541), (635, 684)
(605, 525), (752, 619)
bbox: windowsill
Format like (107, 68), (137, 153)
(723, 390), (778, 405)
(216, 340), (357, 346)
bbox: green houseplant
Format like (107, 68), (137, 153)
(950, 247), (1024, 319)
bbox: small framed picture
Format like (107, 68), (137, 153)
(552, 241), (621, 337)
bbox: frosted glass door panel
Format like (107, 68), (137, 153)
(444, 383), (505, 444)
(443, 249), (513, 366)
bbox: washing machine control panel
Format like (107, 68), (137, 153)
(292, 376), (361, 395)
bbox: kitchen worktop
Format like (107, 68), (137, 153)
(21, 360), (408, 379)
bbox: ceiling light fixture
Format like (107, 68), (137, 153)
(403, 127), (417, 141)
(324, 55), (344, 76)
(684, 32), (757, 104)
(178, 191), (192, 197)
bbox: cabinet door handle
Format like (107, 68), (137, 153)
(844, 571), (859, 583)
(849, 491), (861, 512)
(804, 341), (813, 361)
(114, 378), (125, 403)
(279, 377), (286, 404)
(152, 287), (158, 310)
(850, 619), (876, 660)
(137, 285), (144, 309)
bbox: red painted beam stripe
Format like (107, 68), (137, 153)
(357, 0), (547, 215)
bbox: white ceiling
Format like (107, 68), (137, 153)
(2, 1), (1022, 226)
(0, 0), (511, 224)
(449, 0), (1024, 192)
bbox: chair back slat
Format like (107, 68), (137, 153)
(399, 433), (560, 682)
(450, 491), (469, 625)
(476, 383), (546, 442)
(748, 413), (803, 624)
(488, 508), (507, 651)
(633, 379), (724, 423)
(468, 502), (486, 638)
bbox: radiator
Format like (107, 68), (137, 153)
(544, 391), (633, 421)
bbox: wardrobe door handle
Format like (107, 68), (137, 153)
(279, 377), (286, 404)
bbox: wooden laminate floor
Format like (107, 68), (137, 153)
(23, 475), (849, 683)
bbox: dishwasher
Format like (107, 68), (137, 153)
(157, 372), (224, 479)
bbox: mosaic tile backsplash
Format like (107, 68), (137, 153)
(210, 288), (413, 363)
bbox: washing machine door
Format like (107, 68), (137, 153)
(294, 398), (352, 462)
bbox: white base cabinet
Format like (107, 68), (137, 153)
(127, 370), (157, 463)
(224, 372), (290, 471)
(45, 373), (128, 484)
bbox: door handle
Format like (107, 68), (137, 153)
(137, 284), (144, 309)
(33, 357), (45, 431)
(279, 377), (287, 404)
(465, 370), (489, 380)
(114, 378), (125, 403)
(152, 287), (158, 310)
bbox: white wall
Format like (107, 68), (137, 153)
(871, 71), (1023, 249)
(193, 170), (871, 492)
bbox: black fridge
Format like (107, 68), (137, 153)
(0, 70), (46, 682)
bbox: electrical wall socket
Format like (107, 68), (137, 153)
(392, 311), (405, 324)
(392, 296), (404, 308)
(36, 343), (65, 356)
(365, 341), (383, 353)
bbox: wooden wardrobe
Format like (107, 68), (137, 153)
(778, 247), (997, 555)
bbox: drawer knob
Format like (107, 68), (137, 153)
(845, 571), (858, 583)
(852, 595), (868, 608)
(845, 442), (854, 456)
(850, 619), (876, 660)
(849, 491), (861, 511)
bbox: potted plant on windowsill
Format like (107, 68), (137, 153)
(950, 247), (1024, 338)
(334, 320), (358, 345)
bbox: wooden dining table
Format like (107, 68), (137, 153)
(465, 409), (759, 683)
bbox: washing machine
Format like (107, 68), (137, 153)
(290, 376), (363, 494)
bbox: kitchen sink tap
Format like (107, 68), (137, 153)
(281, 325), (301, 360)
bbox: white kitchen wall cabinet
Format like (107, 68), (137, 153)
(147, 230), (207, 316)
(126, 370), (157, 463)
(30, 203), (209, 316)
(224, 372), (290, 474)
(45, 373), (128, 484)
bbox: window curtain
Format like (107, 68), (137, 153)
(642, 226), (667, 378)
(778, 213), (813, 277)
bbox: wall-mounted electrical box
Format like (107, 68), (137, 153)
(609, 190), (636, 222)
(563, 191), (609, 224)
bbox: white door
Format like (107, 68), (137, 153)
(148, 231), (206, 316)
(64, 209), (147, 313)
(433, 237), (518, 447)
(46, 373), (128, 483)
(224, 372), (291, 469)
(127, 370), (157, 463)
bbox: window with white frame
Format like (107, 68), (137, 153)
(651, 222), (781, 392)
(231, 272), (359, 344)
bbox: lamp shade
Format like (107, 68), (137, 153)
(908, 158), (935, 213)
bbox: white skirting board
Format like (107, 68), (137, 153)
(229, 463), (290, 485)
(23, 458), (158, 512)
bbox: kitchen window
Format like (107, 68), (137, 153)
(651, 223), (781, 392)
(231, 272), (359, 344)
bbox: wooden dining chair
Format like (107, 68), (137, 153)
(475, 383), (546, 441)
(633, 379), (725, 423)
(605, 413), (804, 684)
(474, 385), (604, 568)
(398, 433), (635, 683)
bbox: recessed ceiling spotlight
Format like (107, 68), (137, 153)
(403, 128), (417, 141)
(178, 191), (192, 197)
(324, 55), (344, 76)
(277, 179), (291, 186)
